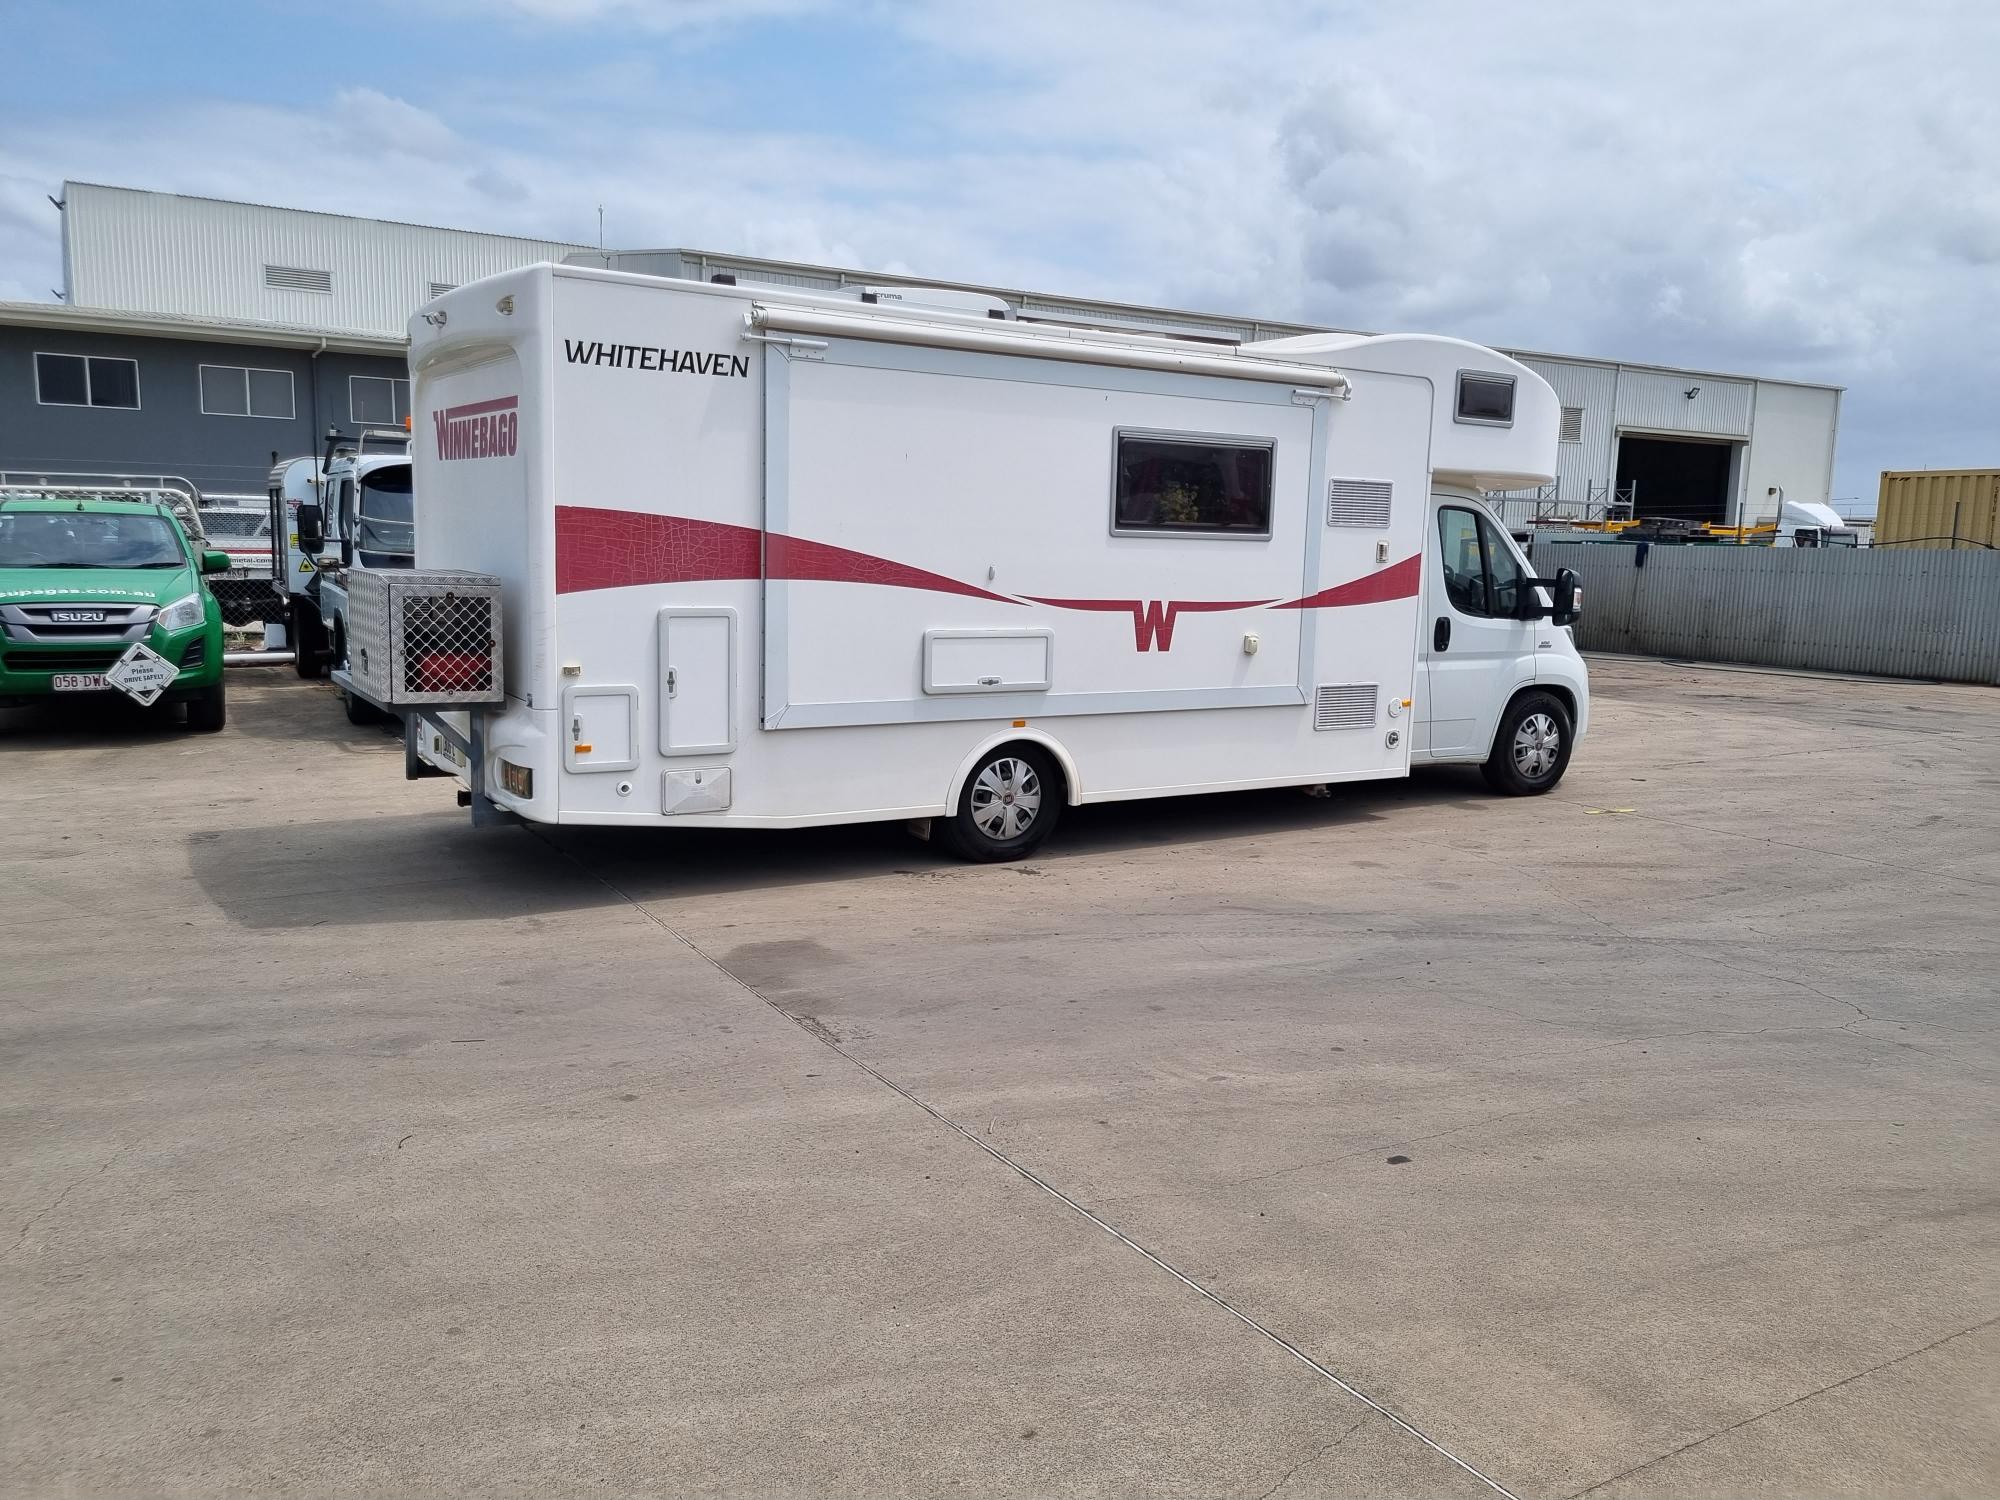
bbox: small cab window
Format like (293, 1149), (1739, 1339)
(36, 353), (140, 409)
(1437, 506), (1530, 618)
(1113, 432), (1273, 537)
(1455, 371), (1514, 426)
(356, 467), (415, 568)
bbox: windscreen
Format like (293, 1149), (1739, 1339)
(0, 511), (186, 568)
(357, 467), (415, 567)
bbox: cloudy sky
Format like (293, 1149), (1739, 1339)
(4, 0), (1995, 508)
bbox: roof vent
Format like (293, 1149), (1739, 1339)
(710, 273), (737, 286)
(264, 264), (332, 294)
(1327, 479), (1393, 528)
(1314, 683), (1378, 731)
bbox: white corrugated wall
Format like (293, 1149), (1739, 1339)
(1518, 357), (1617, 505)
(64, 183), (588, 336)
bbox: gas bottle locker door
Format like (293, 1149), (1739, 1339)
(657, 608), (737, 755)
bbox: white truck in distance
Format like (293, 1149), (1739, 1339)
(267, 431), (414, 719)
(347, 263), (1587, 859)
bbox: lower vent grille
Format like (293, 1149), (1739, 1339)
(1314, 683), (1378, 731)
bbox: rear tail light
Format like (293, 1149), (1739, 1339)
(498, 760), (533, 799)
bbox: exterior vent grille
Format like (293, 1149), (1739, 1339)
(1314, 683), (1377, 731)
(427, 281), (457, 300)
(264, 264), (332, 294)
(1559, 405), (1585, 443)
(1327, 478), (1393, 528)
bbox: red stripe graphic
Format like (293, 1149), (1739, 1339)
(555, 507), (762, 594)
(766, 532), (1017, 603)
(554, 506), (1014, 602)
(1022, 597), (1276, 652)
(553, 507), (1419, 645)
(440, 394), (519, 420)
(1271, 553), (1421, 609)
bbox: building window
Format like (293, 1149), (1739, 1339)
(350, 375), (411, 428)
(35, 352), (140, 409)
(264, 264), (333, 294)
(1559, 405), (1585, 443)
(1111, 431), (1274, 538)
(200, 364), (296, 420)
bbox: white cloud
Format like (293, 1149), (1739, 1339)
(3, 0), (1996, 501)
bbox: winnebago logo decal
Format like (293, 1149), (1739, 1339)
(434, 395), (518, 461)
(563, 340), (750, 379)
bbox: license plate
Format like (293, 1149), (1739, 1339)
(52, 673), (106, 691)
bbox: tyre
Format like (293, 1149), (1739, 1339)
(937, 745), (1062, 862)
(1481, 690), (1573, 796)
(342, 688), (384, 726)
(185, 683), (227, 734)
(291, 601), (328, 680)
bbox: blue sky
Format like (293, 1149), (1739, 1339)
(5, 0), (1998, 511)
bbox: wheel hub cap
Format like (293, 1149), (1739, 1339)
(971, 758), (1042, 840)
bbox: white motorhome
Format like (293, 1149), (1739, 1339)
(344, 264), (1587, 859)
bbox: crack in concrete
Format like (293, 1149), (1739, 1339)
(1568, 1312), (2000, 1498)
(1250, 1413), (1371, 1500)
(6, 1143), (129, 1260)
(536, 829), (1523, 1500)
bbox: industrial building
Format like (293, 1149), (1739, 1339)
(3, 182), (1842, 523)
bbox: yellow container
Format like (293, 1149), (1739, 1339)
(1875, 470), (2000, 550)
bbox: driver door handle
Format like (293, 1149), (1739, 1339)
(1434, 617), (1451, 652)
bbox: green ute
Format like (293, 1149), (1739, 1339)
(0, 498), (229, 730)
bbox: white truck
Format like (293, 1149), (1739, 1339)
(266, 431), (414, 717)
(339, 263), (1587, 859)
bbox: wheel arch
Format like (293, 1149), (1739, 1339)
(1481, 680), (1576, 761)
(944, 729), (1080, 813)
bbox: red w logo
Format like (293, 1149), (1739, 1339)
(1023, 597), (1277, 651)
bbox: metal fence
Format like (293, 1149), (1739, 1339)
(1532, 540), (2000, 685)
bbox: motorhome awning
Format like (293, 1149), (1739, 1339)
(745, 304), (1351, 397)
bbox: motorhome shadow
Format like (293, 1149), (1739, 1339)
(330, 266), (1588, 861)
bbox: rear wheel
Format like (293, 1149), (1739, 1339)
(1481, 691), (1573, 796)
(937, 745), (1062, 862)
(291, 601), (328, 679)
(342, 688), (385, 726)
(185, 683), (226, 734)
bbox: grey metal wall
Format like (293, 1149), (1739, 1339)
(0, 326), (406, 497)
(1535, 541), (2000, 684)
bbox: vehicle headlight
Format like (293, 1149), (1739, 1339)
(155, 593), (205, 633)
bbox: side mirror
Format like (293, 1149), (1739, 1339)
(296, 502), (325, 554)
(200, 549), (232, 575)
(1551, 568), (1582, 628)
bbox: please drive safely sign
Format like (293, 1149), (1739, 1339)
(104, 643), (179, 706)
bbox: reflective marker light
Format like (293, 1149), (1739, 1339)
(498, 760), (533, 798)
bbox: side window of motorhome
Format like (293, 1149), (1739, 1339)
(1438, 506), (1529, 618)
(1112, 433), (1273, 537)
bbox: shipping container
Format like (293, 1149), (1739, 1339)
(1875, 469), (2000, 551)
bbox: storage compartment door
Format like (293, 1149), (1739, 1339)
(658, 608), (736, 755)
(563, 684), (638, 772)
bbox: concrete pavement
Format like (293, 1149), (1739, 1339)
(3, 659), (1996, 1496)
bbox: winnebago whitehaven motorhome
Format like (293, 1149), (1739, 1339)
(338, 263), (1587, 860)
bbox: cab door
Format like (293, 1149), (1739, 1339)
(1420, 501), (1537, 758)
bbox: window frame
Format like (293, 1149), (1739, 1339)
(34, 351), (142, 410)
(1436, 504), (1531, 620)
(348, 374), (411, 428)
(1453, 369), (1516, 429)
(1108, 427), (1278, 542)
(199, 363), (297, 421)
